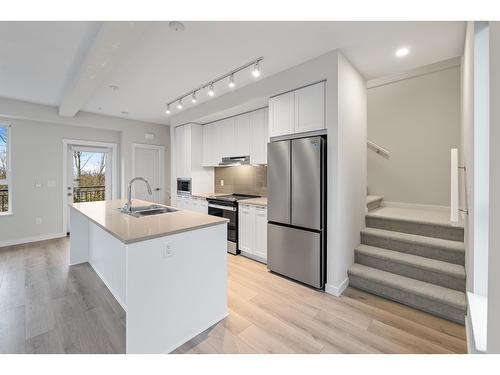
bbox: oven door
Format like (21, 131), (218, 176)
(208, 202), (238, 254)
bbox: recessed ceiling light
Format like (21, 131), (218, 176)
(169, 21), (185, 32)
(395, 47), (409, 57)
(121, 111), (129, 115)
(109, 85), (120, 91)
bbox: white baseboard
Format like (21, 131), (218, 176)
(0, 232), (67, 248)
(382, 201), (450, 212)
(325, 277), (349, 297)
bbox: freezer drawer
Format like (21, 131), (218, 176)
(267, 140), (291, 224)
(267, 223), (323, 288)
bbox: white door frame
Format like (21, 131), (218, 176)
(62, 139), (118, 234)
(132, 143), (165, 204)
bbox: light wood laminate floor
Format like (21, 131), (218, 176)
(0, 237), (466, 354)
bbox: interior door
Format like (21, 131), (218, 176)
(133, 145), (163, 203)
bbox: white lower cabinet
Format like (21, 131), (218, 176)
(175, 194), (208, 214)
(238, 204), (268, 263)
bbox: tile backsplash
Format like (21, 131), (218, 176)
(214, 165), (267, 196)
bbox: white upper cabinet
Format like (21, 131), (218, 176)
(234, 113), (251, 157)
(202, 122), (219, 167)
(250, 109), (268, 165)
(269, 91), (295, 137)
(175, 124), (192, 178)
(201, 108), (269, 167)
(268, 81), (325, 138)
(219, 118), (236, 159)
(295, 81), (325, 133)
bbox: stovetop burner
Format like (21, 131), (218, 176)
(207, 193), (260, 203)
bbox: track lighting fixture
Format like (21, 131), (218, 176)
(164, 57), (263, 115)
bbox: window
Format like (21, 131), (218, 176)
(0, 124), (11, 214)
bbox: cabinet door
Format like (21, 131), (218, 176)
(175, 126), (184, 178)
(190, 196), (200, 212)
(269, 91), (294, 137)
(220, 118), (236, 158)
(294, 82), (325, 134)
(253, 206), (268, 261)
(238, 204), (253, 253)
(183, 125), (192, 177)
(250, 109), (268, 165)
(234, 113), (251, 157)
(202, 123), (217, 167)
(200, 199), (208, 214)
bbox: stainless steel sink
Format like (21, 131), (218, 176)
(120, 204), (178, 218)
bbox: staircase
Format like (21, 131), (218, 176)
(350, 201), (466, 324)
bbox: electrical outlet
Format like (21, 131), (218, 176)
(220, 179), (224, 187)
(35, 217), (42, 225)
(35, 181), (42, 188)
(162, 242), (173, 258)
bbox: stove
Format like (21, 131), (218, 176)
(206, 194), (261, 255)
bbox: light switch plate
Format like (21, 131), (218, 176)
(35, 217), (42, 225)
(35, 182), (42, 188)
(47, 180), (56, 188)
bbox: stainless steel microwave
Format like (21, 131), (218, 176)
(177, 178), (192, 195)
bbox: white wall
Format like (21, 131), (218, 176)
(170, 50), (367, 295)
(461, 22), (475, 293)
(367, 65), (461, 206)
(0, 97), (170, 245)
(487, 21), (500, 354)
(328, 53), (367, 292)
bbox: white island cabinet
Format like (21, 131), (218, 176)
(69, 199), (228, 354)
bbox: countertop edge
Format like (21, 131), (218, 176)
(69, 204), (228, 245)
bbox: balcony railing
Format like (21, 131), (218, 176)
(0, 188), (7, 212)
(73, 185), (105, 203)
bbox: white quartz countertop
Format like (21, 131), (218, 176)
(238, 197), (268, 206)
(69, 199), (228, 244)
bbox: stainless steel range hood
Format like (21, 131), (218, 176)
(218, 156), (250, 166)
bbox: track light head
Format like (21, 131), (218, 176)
(228, 74), (235, 88)
(208, 83), (215, 97)
(165, 104), (171, 115)
(177, 99), (183, 110)
(191, 91), (197, 103)
(252, 61), (261, 78)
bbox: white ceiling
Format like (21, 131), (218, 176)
(0, 21), (465, 125)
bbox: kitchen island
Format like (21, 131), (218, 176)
(69, 199), (228, 354)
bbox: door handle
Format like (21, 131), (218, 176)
(155, 188), (160, 191)
(67, 193), (72, 197)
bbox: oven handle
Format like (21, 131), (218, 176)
(208, 203), (237, 212)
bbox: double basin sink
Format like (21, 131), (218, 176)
(120, 204), (178, 218)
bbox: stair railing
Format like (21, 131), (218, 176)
(450, 148), (468, 224)
(367, 140), (390, 158)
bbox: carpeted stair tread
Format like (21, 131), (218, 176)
(355, 244), (465, 279)
(361, 227), (465, 254)
(348, 263), (466, 311)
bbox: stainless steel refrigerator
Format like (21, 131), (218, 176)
(267, 136), (326, 289)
